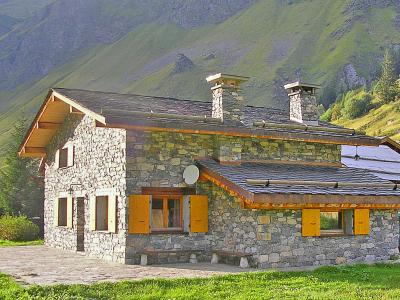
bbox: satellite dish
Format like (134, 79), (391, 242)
(183, 165), (200, 185)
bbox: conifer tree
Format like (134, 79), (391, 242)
(375, 49), (397, 103)
(0, 118), (43, 217)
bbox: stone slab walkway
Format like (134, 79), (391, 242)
(0, 246), (251, 286)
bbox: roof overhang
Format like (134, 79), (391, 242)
(380, 137), (400, 154)
(18, 89), (105, 158)
(198, 161), (400, 209)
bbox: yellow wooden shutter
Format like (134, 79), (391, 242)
(89, 196), (96, 231)
(302, 209), (320, 237)
(129, 195), (150, 234)
(67, 196), (73, 228)
(108, 194), (117, 233)
(190, 195), (208, 233)
(354, 209), (370, 235)
(53, 198), (59, 227)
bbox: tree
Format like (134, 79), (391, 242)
(375, 49), (398, 103)
(0, 118), (43, 217)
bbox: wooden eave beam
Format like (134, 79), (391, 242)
(198, 165), (255, 204)
(25, 147), (46, 154)
(37, 122), (62, 129)
(253, 193), (400, 206)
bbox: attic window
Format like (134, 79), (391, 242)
(56, 143), (74, 169)
(59, 148), (68, 168)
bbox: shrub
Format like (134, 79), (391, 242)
(343, 91), (372, 119)
(0, 216), (39, 241)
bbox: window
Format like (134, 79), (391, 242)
(151, 196), (182, 231)
(59, 148), (68, 168)
(96, 196), (108, 231)
(56, 144), (74, 169)
(58, 198), (68, 226)
(302, 209), (359, 237)
(320, 211), (343, 235)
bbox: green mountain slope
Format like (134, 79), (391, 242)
(1, 0), (400, 153)
(0, 0), (55, 18)
(334, 99), (400, 141)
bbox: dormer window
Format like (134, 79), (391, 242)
(55, 143), (74, 169)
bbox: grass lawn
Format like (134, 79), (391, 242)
(0, 239), (43, 247)
(1, 263), (400, 299)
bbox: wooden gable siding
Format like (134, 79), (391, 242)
(18, 90), (105, 158)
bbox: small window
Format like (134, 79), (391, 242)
(96, 196), (108, 231)
(151, 196), (182, 231)
(320, 211), (354, 236)
(59, 148), (68, 168)
(58, 198), (68, 226)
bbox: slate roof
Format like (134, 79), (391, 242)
(197, 159), (400, 196)
(53, 88), (349, 130)
(342, 145), (400, 182)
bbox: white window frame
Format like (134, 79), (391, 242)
(90, 188), (117, 233)
(55, 142), (74, 169)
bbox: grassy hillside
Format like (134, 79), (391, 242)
(1, 0), (400, 153)
(0, 0), (55, 19)
(334, 99), (400, 141)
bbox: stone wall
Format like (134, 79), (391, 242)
(198, 182), (399, 268)
(125, 130), (343, 264)
(126, 131), (341, 195)
(241, 137), (341, 163)
(44, 115), (127, 263)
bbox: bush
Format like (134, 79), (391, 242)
(342, 91), (372, 119)
(0, 216), (39, 241)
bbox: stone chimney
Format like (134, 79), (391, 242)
(206, 73), (249, 123)
(284, 81), (320, 125)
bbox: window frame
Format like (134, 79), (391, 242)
(95, 195), (109, 231)
(57, 197), (68, 227)
(150, 195), (183, 233)
(319, 210), (344, 236)
(56, 143), (74, 169)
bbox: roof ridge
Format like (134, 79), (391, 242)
(52, 87), (287, 111)
(53, 87), (210, 105)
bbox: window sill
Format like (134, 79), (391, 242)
(58, 166), (73, 170)
(320, 230), (347, 237)
(150, 229), (186, 235)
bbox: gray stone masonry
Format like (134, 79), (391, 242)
(198, 182), (400, 268)
(44, 115), (127, 263)
(211, 84), (244, 123)
(288, 90), (319, 125)
(43, 114), (398, 268)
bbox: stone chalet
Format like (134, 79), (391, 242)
(19, 73), (400, 268)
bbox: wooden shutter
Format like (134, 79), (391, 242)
(189, 195), (208, 233)
(89, 196), (96, 231)
(66, 196), (73, 228)
(129, 195), (150, 234)
(108, 193), (117, 233)
(354, 209), (370, 235)
(67, 145), (74, 167)
(302, 209), (320, 237)
(53, 198), (59, 227)
(55, 150), (59, 169)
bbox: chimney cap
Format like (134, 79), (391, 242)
(206, 73), (250, 84)
(284, 81), (321, 90)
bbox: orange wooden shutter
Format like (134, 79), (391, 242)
(189, 195), (208, 233)
(129, 195), (150, 234)
(354, 209), (370, 235)
(302, 209), (320, 237)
